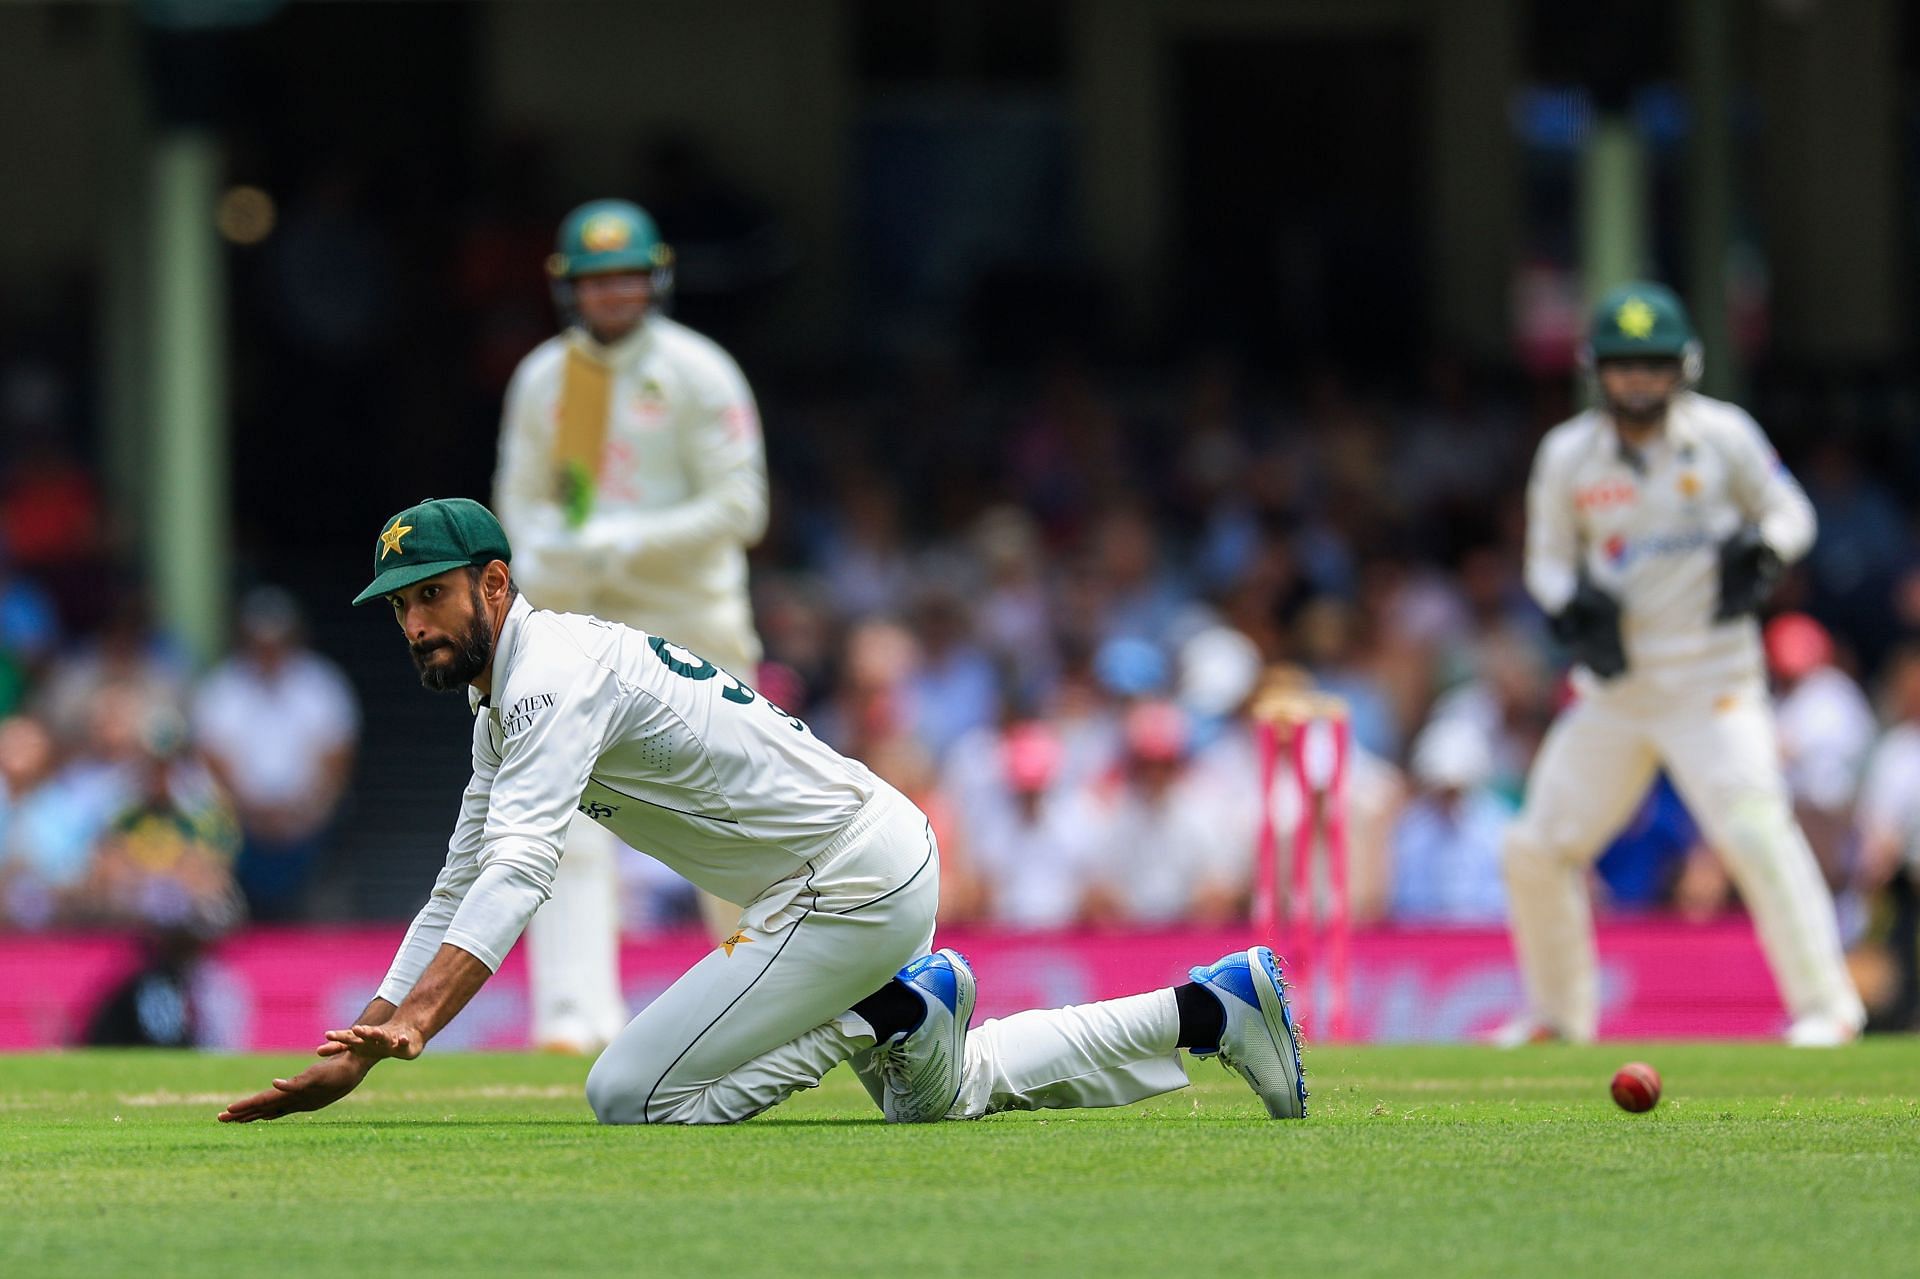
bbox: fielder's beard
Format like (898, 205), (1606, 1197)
(410, 583), (494, 692)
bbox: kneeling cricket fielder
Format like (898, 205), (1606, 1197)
(220, 499), (1308, 1125)
(1501, 282), (1866, 1046)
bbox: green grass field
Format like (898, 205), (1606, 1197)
(4, 1044), (1917, 1278)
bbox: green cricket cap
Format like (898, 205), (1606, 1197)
(352, 498), (512, 606)
(1588, 281), (1696, 359)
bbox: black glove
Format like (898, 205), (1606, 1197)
(1715, 525), (1782, 621)
(1550, 577), (1627, 680)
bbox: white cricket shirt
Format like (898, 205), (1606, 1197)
(1523, 392), (1815, 687)
(492, 314), (768, 661)
(377, 596), (880, 1003)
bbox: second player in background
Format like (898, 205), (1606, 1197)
(492, 198), (769, 1052)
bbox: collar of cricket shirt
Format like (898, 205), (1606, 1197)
(470, 594), (536, 714)
(569, 313), (657, 367)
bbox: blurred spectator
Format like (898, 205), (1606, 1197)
(1175, 624), (1263, 750)
(1080, 701), (1248, 927)
(1424, 629), (1555, 803)
(1170, 354), (1265, 592)
(77, 709), (242, 1047)
(191, 588), (359, 921)
(1857, 645), (1920, 890)
(1002, 358), (1129, 541)
(819, 478), (916, 621)
(814, 617), (919, 762)
(0, 550), (61, 716)
(73, 708), (242, 935)
(2, 687), (152, 926)
(1766, 613), (1875, 900)
(863, 731), (983, 924)
(1290, 595), (1399, 759)
(753, 579), (836, 708)
(904, 585), (1001, 761)
(969, 506), (1058, 708)
(963, 722), (1100, 931)
(1389, 716), (1512, 924)
(1083, 507), (1189, 647)
(1393, 354), (1520, 521)
(34, 593), (190, 748)
(1855, 645), (1920, 1028)
(1093, 634), (1169, 702)
(1800, 438), (1909, 662)
(0, 714), (65, 927)
(0, 372), (111, 630)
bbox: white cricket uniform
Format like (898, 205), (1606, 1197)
(377, 598), (1190, 1124)
(1504, 392), (1864, 1039)
(493, 313), (770, 1047)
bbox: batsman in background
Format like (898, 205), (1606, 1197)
(493, 198), (769, 1052)
(1501, 281), (1866, 1047)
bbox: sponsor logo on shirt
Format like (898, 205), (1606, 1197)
(631, 379), (669, 424)
(501, 692), (556, 738)
(1576, 480), (1638, 512)
(1602, 529), (1716, 568)
(579, 800), (618, 820)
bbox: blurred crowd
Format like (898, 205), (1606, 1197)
(0, 379), (360, 1047)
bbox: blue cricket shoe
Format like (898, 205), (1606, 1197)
(1188, 946), (1308, 1119)
(871, 948), (975, 1123)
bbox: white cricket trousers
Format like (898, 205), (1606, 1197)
(584, 786), (1191, 1125)
(1502, 673), (1864, 1039)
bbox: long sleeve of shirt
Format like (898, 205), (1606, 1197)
(441, 647), (621, 971)
(378, 629), (620, 1001)
(1723, 408), (1816, 563)
(1523, 428), (1583, 616)
(376, 772), (492, 1005)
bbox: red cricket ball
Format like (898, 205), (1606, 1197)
(1610, 1061), (1662, 1112)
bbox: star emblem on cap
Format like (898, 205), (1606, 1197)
(379, 520), (414, 560)
(1616, 297), (1657, 339)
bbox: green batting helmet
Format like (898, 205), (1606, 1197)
(545, 199), (675, 331)
(1586, 280), (1702, 372)
(547, 199), (673, 280)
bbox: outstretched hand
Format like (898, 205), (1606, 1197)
(217, 1054), (371, 1123)
(320, 1021), (425, 1062)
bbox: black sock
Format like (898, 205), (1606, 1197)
(853, 980), (925, 1042)
(1175, 982), (1225, 1052)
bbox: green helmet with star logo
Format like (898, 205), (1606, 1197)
(1587, 281), (1697, 360)
(547, 199), (674, 280)
(545, 199), (675, 330)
